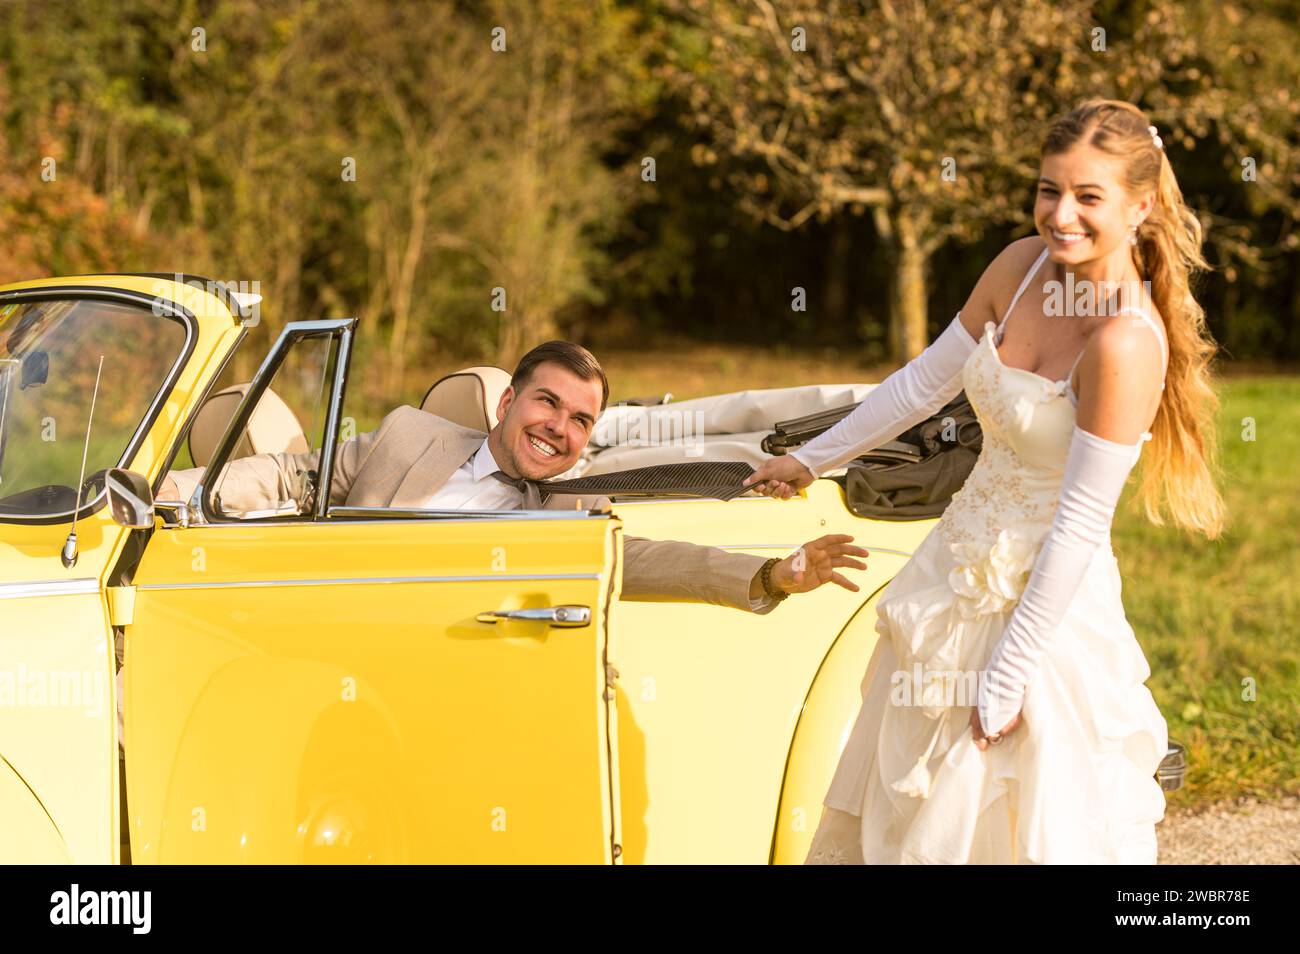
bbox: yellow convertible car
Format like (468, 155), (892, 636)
(0, 274), (1181, 865)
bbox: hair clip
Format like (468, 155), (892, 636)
(1147, 124), (1164, 151)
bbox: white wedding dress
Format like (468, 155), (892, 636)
(805, 260), (1170, 865)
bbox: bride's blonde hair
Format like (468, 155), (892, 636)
(1042, 99), (1226, 539)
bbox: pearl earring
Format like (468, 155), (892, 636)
(1129, 225), (1138, 246)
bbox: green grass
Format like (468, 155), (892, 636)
(1112, 376), (1300, 808)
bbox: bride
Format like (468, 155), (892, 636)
(744, 100), (1225, 864)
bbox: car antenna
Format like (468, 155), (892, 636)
(61, 354), (105, 569)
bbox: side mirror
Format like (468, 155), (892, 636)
(105, 468), (155, 529)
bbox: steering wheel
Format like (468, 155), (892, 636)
(0, 483), (78, 511)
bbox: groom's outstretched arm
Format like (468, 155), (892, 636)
(622, 536), (775, 613)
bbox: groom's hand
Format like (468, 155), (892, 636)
(753, 534), (869, 600)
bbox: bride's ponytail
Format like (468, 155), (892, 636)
(1043, 100), (1226, 539)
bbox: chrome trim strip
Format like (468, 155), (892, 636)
(328, 507), (609, 521)
(148, 510), (609, 528)
(0, 578), (100, 600)
(715, 544), (913, 558)
(610, 496), (775, 507)
(136, 572), (600, 591)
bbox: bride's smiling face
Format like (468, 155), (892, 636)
(1035, 143), (1152, 265)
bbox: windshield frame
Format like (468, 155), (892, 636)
(0, 285), (198, 525)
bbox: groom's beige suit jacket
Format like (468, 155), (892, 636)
(169, 404), (773, 613)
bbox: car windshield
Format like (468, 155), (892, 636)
(0, 297), (188, 520)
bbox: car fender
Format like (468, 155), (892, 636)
(769, 584), (891, 864)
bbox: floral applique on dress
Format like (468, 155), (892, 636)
(947, 521), (1043, 619)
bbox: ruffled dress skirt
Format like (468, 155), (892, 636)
(804, 522), (1169, 865)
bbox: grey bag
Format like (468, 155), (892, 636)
(767, 392), (983, 520)
(840, 393), (983, 519)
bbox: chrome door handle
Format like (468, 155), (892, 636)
(476, 605), (591, 627)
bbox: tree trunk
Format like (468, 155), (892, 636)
(885, 207), (932, 364)
(386, 165), (431, 399)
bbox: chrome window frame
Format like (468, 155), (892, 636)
(192, 318), (356, 525)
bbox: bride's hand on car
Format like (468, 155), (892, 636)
(742, 455), (816, 499)
(969, 706), (1023, 750)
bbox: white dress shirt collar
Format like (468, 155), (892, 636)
(470, 438), (507, 482)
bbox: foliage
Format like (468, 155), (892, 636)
(660, 0), (1300, 360)
(0, 0), (1296, 385)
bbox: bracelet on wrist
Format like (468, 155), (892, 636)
(760, 557), (789, 602)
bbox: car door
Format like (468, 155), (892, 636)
(122, 320), (624, 863)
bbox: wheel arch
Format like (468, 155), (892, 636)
(768, 582), (891, 864)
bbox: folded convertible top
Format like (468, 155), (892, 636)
(542, 393), (983, 519)
(762, 403), (924, 463)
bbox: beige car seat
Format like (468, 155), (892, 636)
(420, 366), (511, 432)
(188, 383), (311, 468)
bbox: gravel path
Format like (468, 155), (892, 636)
(1157, 795), (1300, 864)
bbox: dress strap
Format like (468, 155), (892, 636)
(994, 247), (1050, 343)
(1065, 345), (1086, 385)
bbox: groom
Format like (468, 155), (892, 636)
(160, 340), (868, 613)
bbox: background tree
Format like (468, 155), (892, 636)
(661, 0), (1300, 361)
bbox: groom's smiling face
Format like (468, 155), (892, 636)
(489, 361), (602, 480)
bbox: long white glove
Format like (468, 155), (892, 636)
(791, 314), (980, 477)
(978, 425), (1144, 735)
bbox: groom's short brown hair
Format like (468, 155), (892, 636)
(512, 340), (609, 413)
